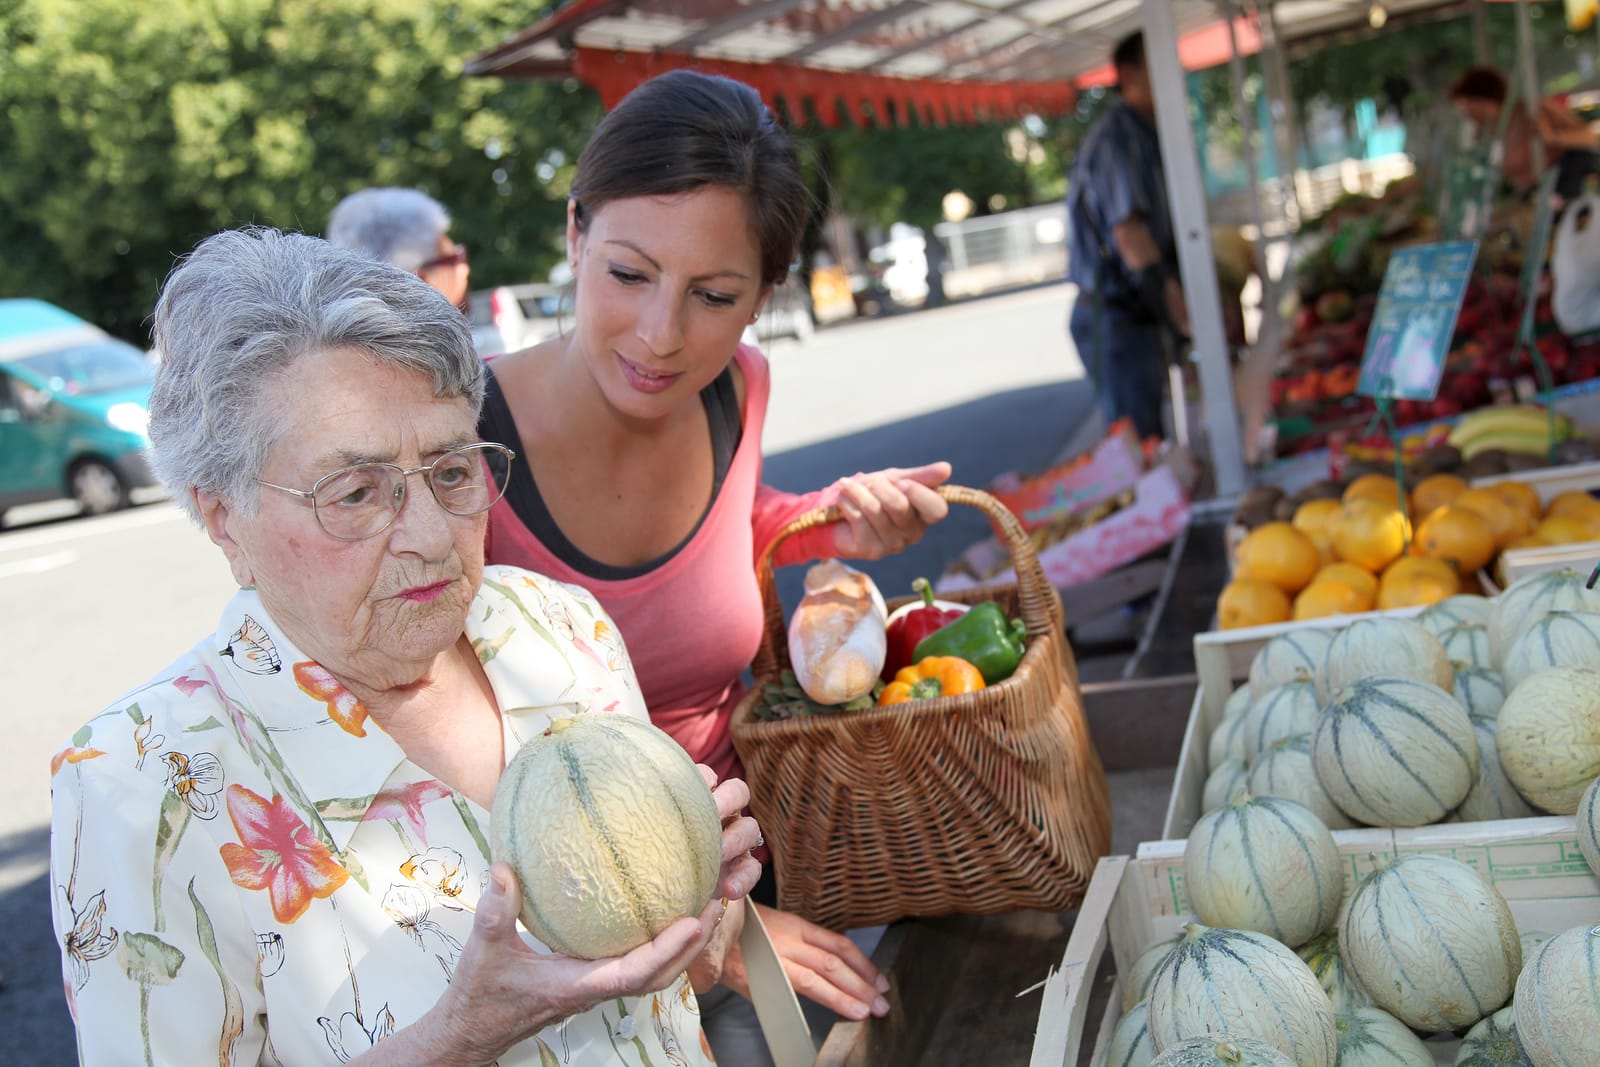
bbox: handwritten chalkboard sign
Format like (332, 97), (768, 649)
(1357, 241), (1480, 401)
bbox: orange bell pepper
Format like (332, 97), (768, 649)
(877, 655), (985, 705)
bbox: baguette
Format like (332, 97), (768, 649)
(787, 560), (887, 705)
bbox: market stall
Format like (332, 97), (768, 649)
(461, 1), (1600, 1063)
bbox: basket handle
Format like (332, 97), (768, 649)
(750, 484), (1060, 679)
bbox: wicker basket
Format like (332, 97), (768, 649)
(729, 485), (1113, 931)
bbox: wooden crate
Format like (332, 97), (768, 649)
(1164, 606), (1423, 840)
(1471, 460), (1600, 505)
(1029, 818), (1600, 1067)
(1495, 539), (1600, 587)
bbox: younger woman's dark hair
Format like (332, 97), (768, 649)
(1449, 66), (1509, 104)
(570, 70), (810, 288)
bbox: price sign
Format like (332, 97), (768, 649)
(1357, 241), (1480, 401)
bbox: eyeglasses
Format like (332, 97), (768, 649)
(419, 243), (469, 272)
(257, 442), (515, 541)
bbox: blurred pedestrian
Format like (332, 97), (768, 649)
(1065, 31), (1189, 440)
(328, 187), (472, 312)
(1449, 65), (1600, 202)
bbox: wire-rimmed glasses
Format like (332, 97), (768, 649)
(256, 442), (515, 541)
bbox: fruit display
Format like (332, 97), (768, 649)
(1271, 185), (1600, 459)
(488, 715), (722, 960)
(1221, 448), (1600, 629)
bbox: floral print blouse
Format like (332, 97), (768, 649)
(49, 564), (716, 1067)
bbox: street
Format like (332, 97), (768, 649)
(0, 281), (1091, 1061)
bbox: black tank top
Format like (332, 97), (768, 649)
(477, 364), (743, 581)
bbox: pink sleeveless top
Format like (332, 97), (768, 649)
(483, 345), (837, 781)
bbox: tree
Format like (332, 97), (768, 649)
(0, 0), (600, 341)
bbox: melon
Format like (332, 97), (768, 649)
(1209, 712), (1255, 775)
(1184, 795), (1342, 948)
(1149, 1037), (1296, 1067)
(1521, 931), (1552, 959)
(1247, 734), (1356, 831)
(1513, 923), (1600, 1067)
(1453, 666), (1506, 718)
(1311, 674), (1478, 826)
(1202, 757), (1250, 814)
(1249, 629), (1336, 698)
(1440, 622), (1494, 669)
(1501, 610), (1600, 693)
(1223, 684), (1255, 720)
(1418, 594), (1494, 635)
(488, 714), (722, 960)
(1318, 617), (1452, 702)
(1455, 1005), (1535, 1066)
(1496, 665), (1600, 813)
(1104, 1000), (1157, 1067)
(1296, 928), (1371, 1013)
(1579, 776), (1600, 880)
(1123, 933), (1183, 1012)
(1240, 680), (1321, 761)
(1451, 713), (1538, 823)
(1331, 1006), (1434, 1066)
(1146, 924), (1336, 1067)
(1488, 568), (1600, 665)
(1339, 853), (1521, 1031)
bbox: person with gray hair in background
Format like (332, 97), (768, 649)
(47, 226), (761, 1066)
(328, 187), (472, 313)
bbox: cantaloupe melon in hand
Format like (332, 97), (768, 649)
(1496, 665), (1600, 814)
(1513, 923), (1600, 1067)
(1317, 617), (1452, 702)
(1339, 853), (1521, 1031)
(489, 714), (722, 960)
(1184, 794), (1343, 947)
(1311, 675), (1477, 826)
(1146, 924), (1336, 1067)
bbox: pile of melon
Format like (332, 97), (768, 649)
(1217, 474), (1600, 630)
(1108, 568), (1600, 1065)
(1205, 571), (1600, 833)
(1098, 794), (1600, 1066)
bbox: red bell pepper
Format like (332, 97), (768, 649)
(882, 578), (967, 681)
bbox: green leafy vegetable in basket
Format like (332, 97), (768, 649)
(752, 670), (882, 721)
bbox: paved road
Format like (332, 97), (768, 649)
(0, 281), (1091, 1062)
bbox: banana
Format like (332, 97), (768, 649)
(1448, 407), (1572, 450)
(1459, 428), (1562, 460)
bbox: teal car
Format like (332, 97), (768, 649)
(0, 299), (159, 520)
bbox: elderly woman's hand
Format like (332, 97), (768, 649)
(687, 767), (763, 991)
(362, 863), (716, 1067)
(829, 462), (952, 560)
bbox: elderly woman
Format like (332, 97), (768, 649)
(48, 227), (760, 1066)
(328, 187), (472, 312)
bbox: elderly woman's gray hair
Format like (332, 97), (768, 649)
(327, 188), (451, 272)
(149, 227), (483, 521)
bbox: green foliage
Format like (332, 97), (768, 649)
(0, 0), (599, 341)
(804, 116), (1059, 232)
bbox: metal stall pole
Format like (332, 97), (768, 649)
(1515, 0), (1547, 177)
(1257, 0), (1304, 227)
(1222, 0), (1285, 466)
(1142, 0), (1249, 496)
(1471, 0), (1491, 65)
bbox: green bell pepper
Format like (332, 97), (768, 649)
(911, 601), (1027, 684)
